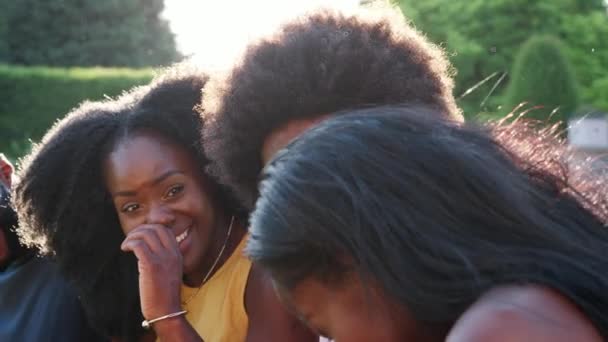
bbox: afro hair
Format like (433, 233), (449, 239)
(201, 5), (462, 209)
(14, 63), (242, 340)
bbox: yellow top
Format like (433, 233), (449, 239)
(168, 236), (251, 342)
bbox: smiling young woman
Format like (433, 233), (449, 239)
(14, 64), (316, 342)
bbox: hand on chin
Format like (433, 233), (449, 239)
(121, 224), (184, 319)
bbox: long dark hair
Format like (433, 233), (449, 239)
(15, 64), (242, 340)
(247, 106), (608, 337)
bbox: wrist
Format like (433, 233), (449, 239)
(148, 311), (203, 341)
(151, 314), (190, 337)
(143, 301), (183, 321)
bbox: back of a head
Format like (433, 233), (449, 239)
(248, 106), (608, 336)
(14, 63), (213, 340)
(202, 5), (461, 208)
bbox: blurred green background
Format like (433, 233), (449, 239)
(1, 0), (607, 161)
(395, 0), (608, 120)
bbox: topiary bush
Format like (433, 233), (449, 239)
(503, 35), (580, 124)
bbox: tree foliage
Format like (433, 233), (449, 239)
(395, 0), (608, 117)
(0, 2), (12, 62)
(504, 35), (580, 123)
(5, 0), (179, 67)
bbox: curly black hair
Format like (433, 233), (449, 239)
(201, 5), (462, 208)
(14, 64), (242, 341)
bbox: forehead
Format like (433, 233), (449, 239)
(289, 276), (362, 315)
(104, 131), (196, 185)
(261, 115), (331, 165)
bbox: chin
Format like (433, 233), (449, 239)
(182, 252), (203, 279)
(182, 260), (195, 278)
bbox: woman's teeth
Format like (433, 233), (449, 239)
(176, 228), (190, 243)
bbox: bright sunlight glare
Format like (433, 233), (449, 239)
(163, 0), (361, 70)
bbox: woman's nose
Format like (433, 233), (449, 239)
(146, 204), (176, 227)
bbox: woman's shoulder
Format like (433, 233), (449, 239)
(446, 285), (602, 342)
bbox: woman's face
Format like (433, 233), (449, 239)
(103, 130), (218, 280)
(284, 276), (431, 342)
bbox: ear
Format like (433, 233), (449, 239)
(0, 154), (13, 189)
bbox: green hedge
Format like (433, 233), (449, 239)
(0, 65), (154, 159)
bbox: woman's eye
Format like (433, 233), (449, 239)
(122, 203), (139, 213)
(165, 184), (184, 198)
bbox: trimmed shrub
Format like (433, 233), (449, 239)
(0, 65), (154, 158)
(503, 35), (580, 123)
